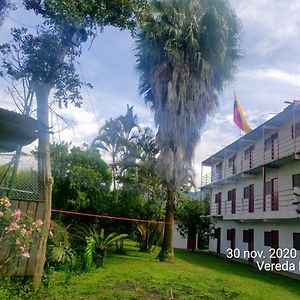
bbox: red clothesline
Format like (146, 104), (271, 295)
(51, 209), (169, 224)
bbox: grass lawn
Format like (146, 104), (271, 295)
(1, 242), (300, 300)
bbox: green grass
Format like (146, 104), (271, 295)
(1, 242), (300, 299)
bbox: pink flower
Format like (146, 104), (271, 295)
(12, 209), (21, 222)
(5, 221), (19, 233)
(22, 252), (30, 258)
(20, 228), (31, 236)
(0, 197), (11, 208)
(15, 239), (21, 245)
(34, 219), (43, 227)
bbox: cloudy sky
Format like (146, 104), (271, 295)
(1, 0), (300, 186)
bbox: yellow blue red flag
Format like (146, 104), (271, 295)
(233, 93), (252, 133)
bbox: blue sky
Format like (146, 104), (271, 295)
(1, 0), (300, 186)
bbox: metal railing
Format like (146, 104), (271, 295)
(210, 188), (299, 219)
(201, 134), (300, 188)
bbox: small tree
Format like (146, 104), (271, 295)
(50, 142), (112, 214)
(176, 194), (210, 250)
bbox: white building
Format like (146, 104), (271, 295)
(201, 102), (300, 275)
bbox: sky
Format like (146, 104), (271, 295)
(1, 0), (300, 187)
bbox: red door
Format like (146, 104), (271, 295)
(216, 228), (221, 254)
(271, 178), (279, 211)
(217, 193), (222, 215)
(248, 229), (254, 262)
(231, 189), (236, 214)
(271, 230), (279, 263)
(248, 184), (254, 213)
(230, 228), (236, 250)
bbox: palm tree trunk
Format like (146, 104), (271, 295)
(159, 186), (176, 262)
(32, 83), (53, 289)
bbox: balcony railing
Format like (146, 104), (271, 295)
(210, 188), (299, 220)
(201, 134), (300, 187)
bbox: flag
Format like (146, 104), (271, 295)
(233, 93), (252, 133)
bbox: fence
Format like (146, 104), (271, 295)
(0, 148), (44, 276)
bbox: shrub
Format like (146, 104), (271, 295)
(74, 225), (128, 269)
(0, 197), (43, 272)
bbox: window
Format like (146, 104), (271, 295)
(227, 229), (232, 241)
(264, 137), (272, 152)
(244, 186), (249, 199)
(264, 133), (278, 152)
(215, 193), (218, 203)
(293, 174), (300, 188)
(228, 190), (232, 201)
(215, 192), (222, 215)
(291, 122), (300, 139)
(243, 230), (249, 243)
(264, 232), (271, 246)
(265, 181), (271, 195)
(244, 145), (255, 160)
(293, 233), (300, 250)
(228, 154), (237, 174)
(216, 162), (223, 180)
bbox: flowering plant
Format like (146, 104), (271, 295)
(0, 196), (43, 272)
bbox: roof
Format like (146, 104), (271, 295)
(0, 107), (45, 152)
(202, 103), (300, 166)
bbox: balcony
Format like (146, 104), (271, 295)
(210, 188), (300, 220)
(201, 133), (300, 188)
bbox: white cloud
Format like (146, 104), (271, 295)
(239, 68), (300, 87)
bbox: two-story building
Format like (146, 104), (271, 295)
(201, 101), (300, 275)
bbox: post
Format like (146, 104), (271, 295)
(32, 83), (53, 289)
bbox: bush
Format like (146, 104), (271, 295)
(0, 197), (42, 272)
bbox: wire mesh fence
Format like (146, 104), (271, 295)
(0, 147), (43, 202)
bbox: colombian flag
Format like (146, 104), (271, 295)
(233, 93), (252, 133)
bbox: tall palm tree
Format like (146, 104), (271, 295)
(135, 0), (241, 261)
(92, 105), (139, 191)
(92, 118), (123, 192)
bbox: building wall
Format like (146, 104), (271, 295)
(173, 225), (187, 249)
(209, 114), (300, 186)
(210, 160), (300, 220)
(209, 219), (300, 275)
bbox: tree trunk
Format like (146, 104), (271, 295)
(159, 186), (176, 262)
(32, 83), (53, 289)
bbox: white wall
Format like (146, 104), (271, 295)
(210, 219), (300, 275)
(173, 225), (187, 249)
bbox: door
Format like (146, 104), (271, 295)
(230, 228), (236, 250)
(248, 229), (254, 262)
(217, 193), (222, 215)
(271, 133), (278, 160)
(216, 228), (221, 254)
(271, 230), (279, 263)
(231, 189), (236, 214)
(271, 178), (279, 211)
(248, 184), (254, 213)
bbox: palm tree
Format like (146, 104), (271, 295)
(92, 105), (139, 191)
(135, 0), (241, 261)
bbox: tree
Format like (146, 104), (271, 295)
(3, 0), (148, 287)
(92, 105), (139, 193)
(50, 142), (112, 214)
(0, 0), (12, 27)
(135, 0), (241, 261)
(176, 194), (210, 250)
